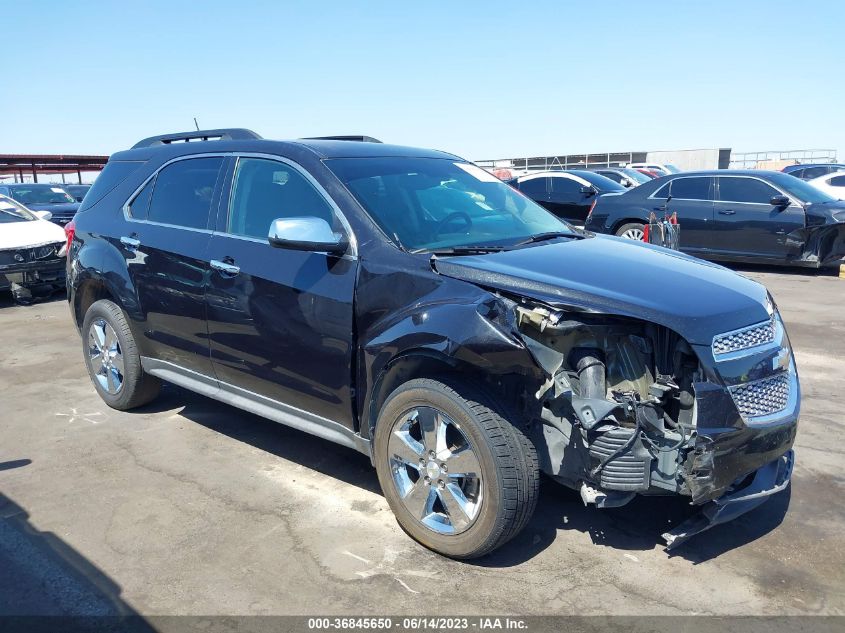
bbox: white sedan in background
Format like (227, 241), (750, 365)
(808, 171), (845, 199)
(0, 194), (68, 303)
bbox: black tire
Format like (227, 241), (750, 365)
(374, 378), (539, 559)
(615, 222), (646, 240)
(81, 299), (160, 410)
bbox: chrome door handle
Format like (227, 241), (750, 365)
(210, 259), (240, 276)
(718, 209), (736, 215)
(120, 236), (141, 250)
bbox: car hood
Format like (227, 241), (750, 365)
(432, 235), (771, 345)
(805, 199), (845, 223)
(23, 202), (80, 213)
(0, 219), (66, 250)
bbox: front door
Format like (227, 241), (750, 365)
(714, 176), (806, 259)
(548, 175), (592, 224)
(205, 156), (358, 429)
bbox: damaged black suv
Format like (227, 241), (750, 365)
(68, 129), (798, 558)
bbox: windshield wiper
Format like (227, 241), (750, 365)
(419, 245), (508, 256)
(510, 231), (581, 247)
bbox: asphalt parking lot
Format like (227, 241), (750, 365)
(1, 265), (843, 617)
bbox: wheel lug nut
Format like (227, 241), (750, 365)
(441, 464), (447, 472)
(438, 480), (445, 489)
(424, 476), (430, 484)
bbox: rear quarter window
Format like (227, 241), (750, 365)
(78, 161), (145, 212)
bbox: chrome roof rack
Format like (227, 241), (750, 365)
(301, 135), (382, 143)
(131, 128), (262, 149)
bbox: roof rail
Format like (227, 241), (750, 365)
(131, 128), (262, 149)
(301, 135), (382, 143)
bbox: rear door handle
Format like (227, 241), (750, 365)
(718, 209), (736, 215)
(210, 259), (240, 276)
(120, 236), (141, 250)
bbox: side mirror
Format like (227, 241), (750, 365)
(268, 217), (348, 254)
(34, 210), (53, 221)
(770, 195), (790, 208)
(580, 185), (597, 196)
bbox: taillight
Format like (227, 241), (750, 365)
(62, 219), (76, 257)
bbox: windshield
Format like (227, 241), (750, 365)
(621, 168), (652, 184)
(571, 171), (627, 192)
(768, 173), (838, 204)
(326, 157), (576, 252)
(9, 185), (75, 205)
(0, 196), (36, 223)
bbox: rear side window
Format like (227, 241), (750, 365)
(146, 157), (223, 229)
(802, 166), (828, 180)
(718, 177), (779, 204)
(79, 161), (144, 211)
(127, 178), (154, 219)
(829, 175), (845, 187)
(550, 176), (582, 196)
(227, 157), (335, 239)
(670, 177), (712, 200)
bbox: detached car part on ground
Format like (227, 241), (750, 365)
(0, 194), (67, 303)
(68, 129), (798, 558)
(586, 170), (845, 267)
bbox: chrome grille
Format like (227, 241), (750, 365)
(713, 319), (775, 356)
(728, 372), (791, 420)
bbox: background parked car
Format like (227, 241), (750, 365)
(634, 168), (665, 179)
(63, 183), (92, 203)
(0, 194), (67, 303)
(627, 162), (680, 175)
(782, 163), (845, 180)
(585, 170), (845, 267)
(0, 183), (79, 226)
(589, 167), (652, 188)
(807, 171), (845, 199)
(508, 170), (625, 225)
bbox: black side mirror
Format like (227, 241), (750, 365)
(580, 185), (596, 196)
(770, 195), (790, 208)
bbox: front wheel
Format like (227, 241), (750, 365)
(615, 222), (646, 241)
(374, 378), (539, 559)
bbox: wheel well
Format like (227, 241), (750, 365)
(74, 279), (116, 329)
(611, 217), (647, 235)
(365, 351), (529, 441)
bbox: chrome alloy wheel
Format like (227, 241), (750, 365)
(88, 318), (124, 394)
(387, 406), (483, 535)
(620, 227), (644, 240)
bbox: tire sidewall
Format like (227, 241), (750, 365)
(616, 221), (646, 239)
(81, 300), (140, 409)
(374, 381), (507, 558)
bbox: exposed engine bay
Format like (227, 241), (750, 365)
(515, 302), (704, 507)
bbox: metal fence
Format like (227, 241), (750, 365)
(728, 149), (838, 169)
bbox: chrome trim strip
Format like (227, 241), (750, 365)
(140, 357), (370, 455)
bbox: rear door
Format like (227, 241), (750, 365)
(547, 175), (591, 224)
(122, 155), (225, 376)
(652, 176), (715, 253)
(517, 176), (550, 208)
(714, 176), (805, 259)
(204, 156), (358, 429)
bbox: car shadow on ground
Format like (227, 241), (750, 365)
(141, 385), (791, 567)
(0, 288), (67, 310)
(0, 479), (154, 626)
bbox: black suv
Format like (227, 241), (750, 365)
(68, 129), (799, 557)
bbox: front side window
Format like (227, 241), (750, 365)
(550, 176), (583, 197)
(828, 175), (845, 187)
(802, 166), (828, 180)
(227, 158), (336, 239)
(146, 157), (223, 229)
(326, 158), (574, 252)
(0, 196), (36, 223)
(718, 177), (779, 204)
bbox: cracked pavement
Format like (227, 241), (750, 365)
(1, 265), (843, 616)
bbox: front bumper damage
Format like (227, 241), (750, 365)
(512, 300), (799, 550)
(663, 448), (794, 549)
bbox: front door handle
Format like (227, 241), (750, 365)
(120, 236), (141, 250)
(210, 259), (240, 276)
(718, 209), (736, 215)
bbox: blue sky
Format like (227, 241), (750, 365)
(2, 0), (843, 163)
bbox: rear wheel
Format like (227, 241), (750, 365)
(374, 378), (539, 559)
(82, 299), (160, 410)
(616, 222), (646, 241)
